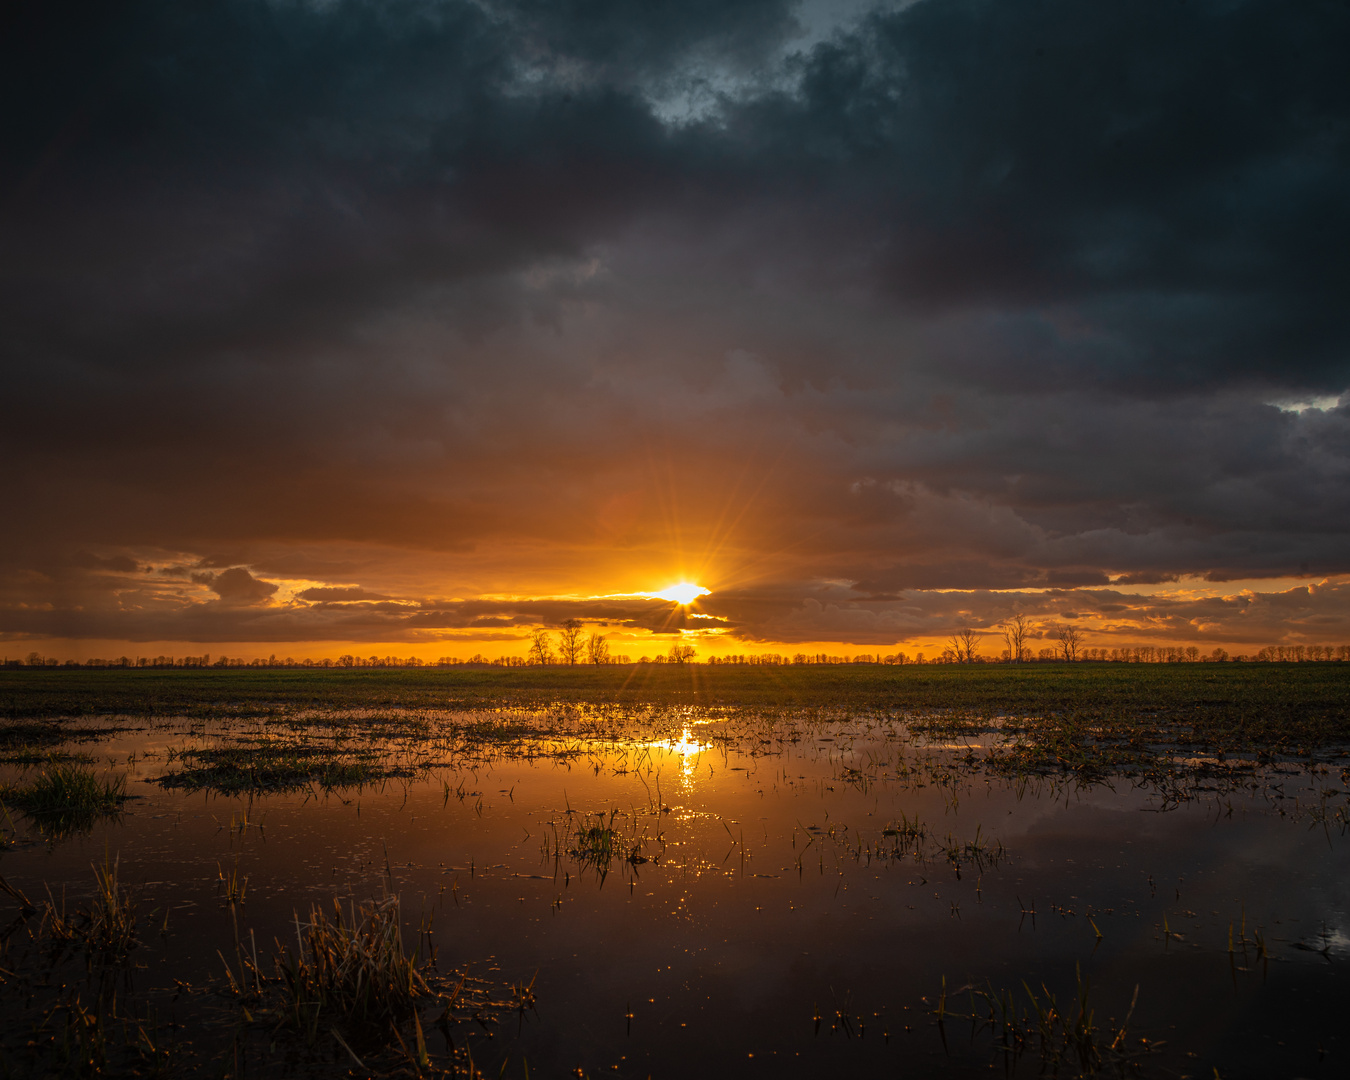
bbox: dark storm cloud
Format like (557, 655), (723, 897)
(295, 586), (392, 602)
(0, 583), (706, 644)
(193, 567), (280, 604)
(700, 580), (1350, 650)
(71, 553), (141, 573)
(748, 0), (1350, 391)
(499, 0), (800, 82)
(2, 0), (1349, 648)
(7, 573), (1346, 653)
(7, 0), (1343, 383)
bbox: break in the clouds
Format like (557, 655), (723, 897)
(2, 0), (1348, 654)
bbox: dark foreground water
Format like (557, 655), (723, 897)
(2, 708), (1348, 1079)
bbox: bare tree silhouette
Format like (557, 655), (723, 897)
(558, 619), (584, 665)
(587, 630), (610, 665)
(1001, 614), (1031, 663)
(668, 643), (696, 664)
(529, 629), (555, 665)
(947, 628), (981, 663)
(1057, 624), (1083, 662)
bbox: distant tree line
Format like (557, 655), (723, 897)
(7, 640), (1350, 669)
(938, 621), (1350, 665)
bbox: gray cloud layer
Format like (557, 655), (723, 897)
(2, 0), (1348, 648)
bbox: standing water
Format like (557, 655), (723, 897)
(1, 705), (1347, 1077)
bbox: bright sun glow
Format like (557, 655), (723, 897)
(653, 582), (710, 605)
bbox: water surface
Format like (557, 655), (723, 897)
(2, 707), (1347, 1078)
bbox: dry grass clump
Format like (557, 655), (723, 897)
(54, 858), (137, 955)
(84, 856), (138, 957)
(211, 891), (533, 1074)
(276, 894), (432, 1033)
(0, 860), (175, 1077)
(12, 855), (140, 960)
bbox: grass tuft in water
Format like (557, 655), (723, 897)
(574, 823), (622, 864)
(565, 809), (651, 873)
(947, 966), (1147, 1076)
(0, 764), (128, 835)
(941, 825), (1006, 871)
(881, 811), (928, 844)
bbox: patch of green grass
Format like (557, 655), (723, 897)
(454, 716), (556, 742)
(0, 746), (94, 765)
(3, 664), (1348, 752)
(154, 742), (414, 795)
(0, 720), (71, 748)
(0, 764), (128, 835)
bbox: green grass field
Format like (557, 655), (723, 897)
(4, 663), (1350, 749)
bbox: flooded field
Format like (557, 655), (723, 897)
(3, 701), (1350, 1078)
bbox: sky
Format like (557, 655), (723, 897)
(3, 0), (1349, 662)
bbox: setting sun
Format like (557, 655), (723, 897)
(653, 582), (710, 605)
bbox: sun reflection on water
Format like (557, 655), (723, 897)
(664, 725), (711, 783)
